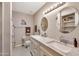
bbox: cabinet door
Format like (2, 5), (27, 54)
(32, 48), (40, 56)
(30, 38), (40, 56)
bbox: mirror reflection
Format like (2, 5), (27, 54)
(41, 17), (48, 31)
(57, 7), (79, 33)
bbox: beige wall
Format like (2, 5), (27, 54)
(12, 11), (34, 45)
(0, 3), (2, 56)
(34, 2), (79, 44)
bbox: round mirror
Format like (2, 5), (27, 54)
(57, 7), (79, 33)
(41, 17), (48, 31)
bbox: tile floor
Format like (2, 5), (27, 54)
(12, 46), (31, 56)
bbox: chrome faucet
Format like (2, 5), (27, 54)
(41, 32), (47, 37)
(59, 36), (68, 44)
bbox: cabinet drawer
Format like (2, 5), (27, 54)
(40, 46), (52, 56)
(39, 45), (62, 56)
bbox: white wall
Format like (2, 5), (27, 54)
(12, 11), (34, 45)
(0, 3), (2, 56)
(34, 2), (79, 45)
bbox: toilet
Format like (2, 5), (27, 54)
(22, 35), (31, 48)
(24, 40), (31, 48)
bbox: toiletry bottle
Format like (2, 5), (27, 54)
(74, 38), (77, 47)
(38, 29), (40, 35)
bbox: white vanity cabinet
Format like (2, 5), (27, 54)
(30, 36), (62, 56)
(30, 38), (40, 56)
(30, 38), (50, 56)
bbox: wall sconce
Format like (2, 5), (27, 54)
(44, 2), (66, 14)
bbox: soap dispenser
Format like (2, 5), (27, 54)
(74, 38), (77, 47)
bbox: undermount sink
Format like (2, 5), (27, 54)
(46, 41), (72, 53)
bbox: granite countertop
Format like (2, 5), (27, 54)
(31, 35), (79, 56)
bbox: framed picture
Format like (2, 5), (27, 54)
(35, 25), (37, 32)
(25, 27), (31, 33)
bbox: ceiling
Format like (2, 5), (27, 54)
(12, 2), (46, 15)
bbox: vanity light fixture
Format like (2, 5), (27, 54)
(44, 2), (65, 14)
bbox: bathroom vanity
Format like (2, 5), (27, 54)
(30, 35), (62, 56)
(30, 35), (79, 56)
(30, 35), (64, 56)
